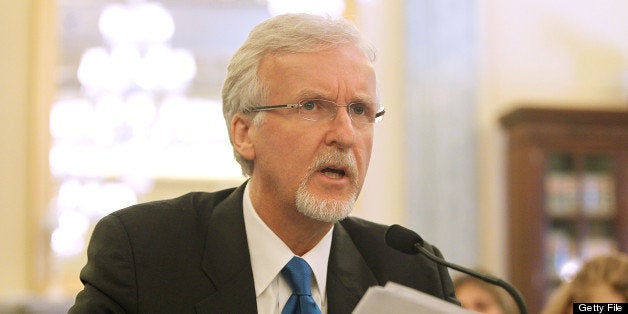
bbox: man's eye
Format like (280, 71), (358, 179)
(302, 101), (317, 111)
(350, 104), (367, 115)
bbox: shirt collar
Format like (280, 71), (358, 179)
(242, 183), (333, 298)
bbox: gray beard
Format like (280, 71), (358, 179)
(294, 149), (359, 223)
(294, 179), (356, 223)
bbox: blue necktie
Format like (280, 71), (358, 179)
(281, 257), (322, 314)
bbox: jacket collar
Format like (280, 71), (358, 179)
(327, 220), (379, 313)
(196, 183), (258, 313)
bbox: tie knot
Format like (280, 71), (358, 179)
(281, 257), (313, 295)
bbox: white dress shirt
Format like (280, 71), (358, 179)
(242, 184), (333, 314)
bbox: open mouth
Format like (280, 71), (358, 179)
(320, 167), (346, 179)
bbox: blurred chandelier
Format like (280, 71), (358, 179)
(78, 1), (196, 94)
(50, 0), (206, 257)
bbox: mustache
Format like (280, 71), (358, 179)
(308, 149), (358, 180)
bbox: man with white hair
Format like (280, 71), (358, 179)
(70, 13), (459, 314)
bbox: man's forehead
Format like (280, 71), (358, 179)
(257, 47), (376, 81)
(259, 44), (373, 65)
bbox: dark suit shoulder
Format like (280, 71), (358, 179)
(339, 216), (388, 243)
(96, 187), (242, 258)
(339, 216), (444, 259)
(338, 217), (403, 275)
(339, 217), (459, 304)
(71, 185), (246, 313)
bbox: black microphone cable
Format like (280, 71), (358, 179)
(385, 224), (528, 314)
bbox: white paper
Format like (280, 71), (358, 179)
(353, 281), (474, 314)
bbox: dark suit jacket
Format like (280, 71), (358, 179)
(69, 183), (459, 313)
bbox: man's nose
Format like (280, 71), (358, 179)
(325, 106), (356, 148)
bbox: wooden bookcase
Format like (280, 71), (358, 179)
(499, 107), (628, 314)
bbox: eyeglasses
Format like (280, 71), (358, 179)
(247, 99), (385, 124)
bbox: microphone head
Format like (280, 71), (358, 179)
(385, 224), (425, 255)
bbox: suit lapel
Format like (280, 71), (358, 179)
(327, 222), (378, 314)
(195, 184), (258, 314)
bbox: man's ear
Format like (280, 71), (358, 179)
(231, 113), (255, 161)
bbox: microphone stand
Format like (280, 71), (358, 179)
(414, 243), (528, 314)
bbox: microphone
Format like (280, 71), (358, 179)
(385, 224), (528, 314)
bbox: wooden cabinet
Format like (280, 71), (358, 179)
(499, 107), (628, 314)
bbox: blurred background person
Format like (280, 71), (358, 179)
(541, 252), (628, 314)
(453, 272), (517, 314)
